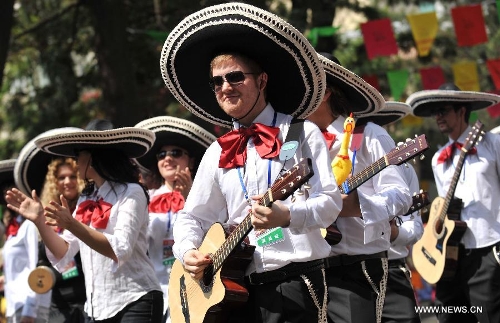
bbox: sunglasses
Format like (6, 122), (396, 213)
(156, 149), (189, 160)
(209, 71), (257, 92)
(431, 107), (455, 117)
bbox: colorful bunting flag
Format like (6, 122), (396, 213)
(420, 66), (446, 90)
(451, 4), (488, 47)
(487, 58), (500, 90)
(387, 70), (409, 101)
(452, 61), (480, 91)
(362, 74), (380, 91)
(487, 89), (500, 117)
(407, 12), (438, 56)
(497, 0), (500, 23)
(402, 114), (423, 126)
(307, 26), (340, 48)
(360, 19), (399, 60)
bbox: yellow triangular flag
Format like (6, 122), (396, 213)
(407, 12), (438, 57)
(452, 61), (480, 91)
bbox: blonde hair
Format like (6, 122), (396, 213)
(40, 158), (84, 209)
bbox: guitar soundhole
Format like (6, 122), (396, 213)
(200, 264), (215, 293)
(435, 220), (443, 235)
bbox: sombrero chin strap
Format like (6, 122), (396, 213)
(231, 88), (261, 126)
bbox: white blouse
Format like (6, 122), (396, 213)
(46, 181), (161, 321)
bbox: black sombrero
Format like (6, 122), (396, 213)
(318, 52), (384, 117)
(14, 127), (81, 196)
(160, 2), (326, 128)
(356, 101), (411, 127)
(134, 116), (217, 170)
(407, 83), (500, 117)
(34, 127), (156, 159)
(0, 159), (16, 205)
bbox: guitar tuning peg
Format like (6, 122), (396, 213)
(397, 142), (404, 146)
(291, 195), (296, 203)
(405, 138), (412, 142)
(419, 188), (423, 193)
(295, 190), (304, 196)
(405, 163), (409, 168)
(303, 183), (311, 189)
(419, 154), (425, 161)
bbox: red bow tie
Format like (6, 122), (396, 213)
(321, 129), (336, 150)
(6, 218), (20, 238)
(217, 123), (282, 169)
(437, 142), (477, 165)
(148, 191), (185, 213)
(75, 198), (113, 229)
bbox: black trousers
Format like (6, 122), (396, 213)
(435, 243), (500, 323)
(381, 259), (420, 323)
(326, 257), (386, 323)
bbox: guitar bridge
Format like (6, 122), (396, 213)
(421, 246), (436, 265)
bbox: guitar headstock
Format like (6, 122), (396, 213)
(387, 134), (429, 166)
(463, 120), (485, 152)
(409, 190), (431, 215)
(264, 158), (314, 204)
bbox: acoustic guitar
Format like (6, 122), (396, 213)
(412, 120), (484, 284)
(169, 158), (314, 323)
(323, 134), (430, 245)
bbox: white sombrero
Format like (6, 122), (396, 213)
(407, 83), (500, 117)
(34, 127), (156, 159)
(160, 3), (326, 128)
(356, 101), (411, 127)
(14, 127), (81, 196)
(134, 116), (217, 169)
(491, 125), (500, 134)
(318, 52), (384, 117)
(0, 159), (16, 204)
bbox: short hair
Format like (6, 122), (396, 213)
(210, 52), (263, 77)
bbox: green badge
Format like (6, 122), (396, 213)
(257, 227), (285, 247)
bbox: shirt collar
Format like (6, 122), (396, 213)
(232, 103), (275, 130)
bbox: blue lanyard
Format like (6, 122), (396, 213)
(237, 112), (277, 204)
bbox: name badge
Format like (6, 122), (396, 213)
(257, 227), (285, 247)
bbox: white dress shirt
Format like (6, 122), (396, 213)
(3, 218), (51, 318)
(388, 164), (424, 260)
(326, 117), (412, 256)
(432, 126), (500, 249)
(147, 185), (177, 318)
(173, 104), (342, 274)
(46, 181), (161, 321)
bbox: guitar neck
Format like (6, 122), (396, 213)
(439, 150), (467, 222)
(339, 156), (387, 194)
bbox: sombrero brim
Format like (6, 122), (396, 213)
(160, 3), (325, 128)
(491, 125), (500, 135)
(0, 159), (16, 204)
(318, 53), (384, 117)
(134, 116), (217, 169)
(356, 101), (411, 127)
(14, 127), (81, 196)
(34, 127), (156, 159)
(407, 90), (500, 117)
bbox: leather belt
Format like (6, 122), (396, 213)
(324, 251), (387, 268)
(247, 259), (325, 285)
(388, 258), (406, 268)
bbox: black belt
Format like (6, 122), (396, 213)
(247, 259), (325, 285)
(324, 251), (387, 268)
(388, 258), (406, 268)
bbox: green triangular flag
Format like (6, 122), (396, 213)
(387, 70), (409, 101)
(307, 26), (339, 48)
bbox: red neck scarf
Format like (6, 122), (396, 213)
(75, 198), (113, 229)
(437, 142), (477, 165)
(148, 191), (185, 213)
(321, 129), (336, 150)
(6, 218), (20, 238)
(217, 123), (282, 169)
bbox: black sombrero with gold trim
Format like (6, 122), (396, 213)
(135, 116), (217, 170)
(34, 128), (156, 159)
(160, 3), (326, 128)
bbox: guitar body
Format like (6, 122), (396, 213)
(169, 223), (253, 323)
(412, 196), (467, 284)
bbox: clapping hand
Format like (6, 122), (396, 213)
(173, 166), (193, 199)
(5, 188), (44, 225)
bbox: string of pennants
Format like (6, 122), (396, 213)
(306, 2), (500, 120)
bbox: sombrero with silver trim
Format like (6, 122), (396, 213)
(134, 116), (217, 169)
(318, 52), (384, 117)
(0, 159), (16, 204)
(34, 127), (156, 159)
(407, 83), (500, 117)
(491, 125), (500, 134)
(14, 127), (81, 196)
(356, 101), (411, 127)
(160, 2), (326, 128)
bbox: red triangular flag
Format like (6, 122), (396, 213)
(487, 89), (500, 118)
(361, 19), (399, 60)
(487, 59), (500, 90)
(362, 74), (380, 91)
(451, 4), (488, 47)
(420, 66), (446, 90)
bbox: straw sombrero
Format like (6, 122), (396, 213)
(0, 159), (16, 204)
(318, 52), (384, 117)
(160, 2), (326, 128)
(134, 116), (217, 170)
(356, 101), (411, 127)
(34, 127), (156, 159)
(14, 127), (82, 196)
(407, 83), (500, 117)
